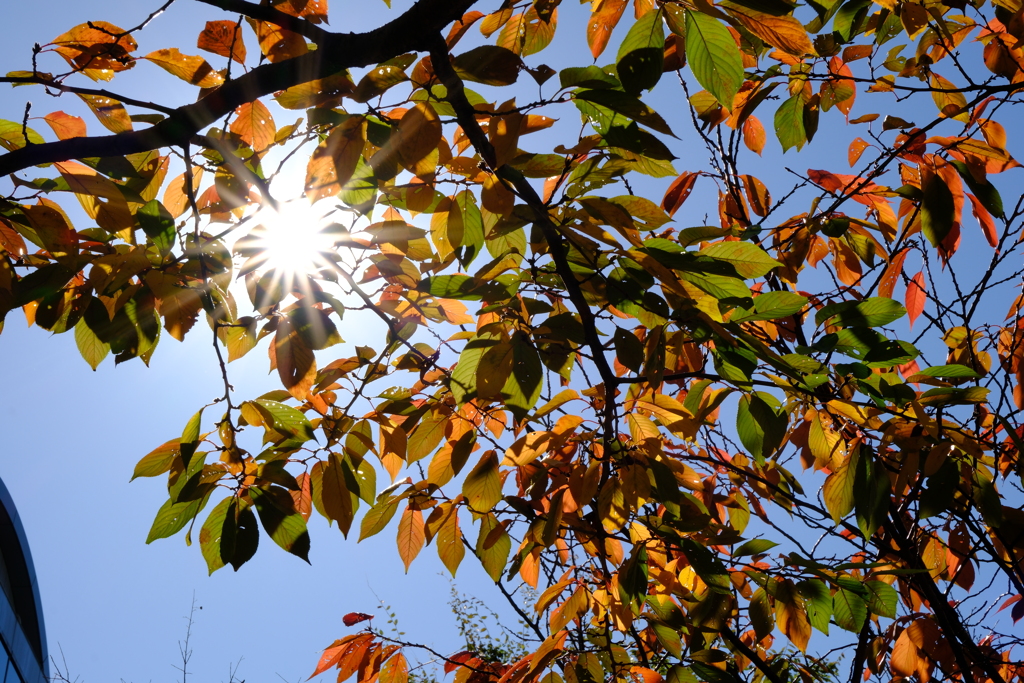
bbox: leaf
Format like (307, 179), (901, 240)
(476, 513), (511, 582)
(699, 241), (781, 278)
(684, 10), (744, 109)
(453, 46), (523, 86)
(733, 538), (778, 556)
(199, 496), (245, 574)
(732, 291), (807, 322)
(588, 0), (629, 58)
(50, 21), (137, 81)
(864, 580), (897, 618)
(305, 116), (366, 201)
(906, 271), (926, 329)
(197, 20), (247, 64)
(616, 8), (665, 94)
(823, 455), (854, 523)
(574, 89), (675, 136)
(463, 451), (503, 513)
(42, 111), (86, 141)
(359, 495), (403, 541)
(379, 653), (409, 683)
(774, 579), (811, 652)
(743, 116), (766, 155)
(929, 73), (969, 122)
(774, 94), (807, 152)
(320, 454), (355, 536)
(75, 317), (110, 370)
(231, 101), (276, 151)
(853, 450), (889, 538)
(275, 317), (317, 401)
(396, 505), (425, 572)
(436, 507), (465, 576)
(816, 297), (906, 328)
(497, 6), (557, 56)
(132, 439), (180, 481)
(798, 579), (832, 634)
(396, 103), (442, 177)
(137, 199), (176, 258)
(146, 495), (208, 543)
(342, 612), (373, 627)
(832, 587), (868, 632)
(249, 486), (311, 562)
(76, 94), (133, 134)
(249, 399), (316, 442)
(661, 171), (699, 217)
(920, 163), (955, 248)
(736, 392), (787, 463)
(722, 2), (813, 55)
(144, 48), (224, 88)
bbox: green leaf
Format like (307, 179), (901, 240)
(921, 166), (955, 247)
(502, 332), (543, 418)
(616, 9), (666, 95)
(863, 580), (897, 618)
(450, 331), (503, 405)
(832, 587), (867, 632)
(732, 291), (808, 322)
(251, 399), (316, 442)
(0, 119), (45, 151)
(798, 579), (832, 634)
(574, 89), (675, 136)
(733, 538), (778, 556)
(75, 317), (110, 370)
(359, 494), (404, 541)
(685, 10), (744, 108)
(950, 160), (1004, 218)
(146, 495), (209, 543)
(559, 65), (619, 90)
(854, 450), (890, 538)
(699, 241), (781, 278)
(815, 297), (906, 328)
(774, 94), (807, 152)
(475, 512), (511, 582)
(179, 407), (204, 468)
(913, 364), (981, 379)
(200, 496), (236, 574)
(749, 588), (774, 640)
(249, 486), (311, 562)
(681, 539), (731, 594)
(137, 199), (176, 257)
(736, 392), (787, 463)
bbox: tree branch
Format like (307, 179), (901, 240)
(0, 0), (479, 178)
(194, 0), (332, 44)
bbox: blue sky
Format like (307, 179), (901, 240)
(2, 0), (1019, 681)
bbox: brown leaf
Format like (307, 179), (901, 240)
(76, 93), (133, 134)
(250, 19), (308, 63)
(661, 171), (699, 217)
(395, 103), (442, 178)
(197, 20), (247, 64)
(275, 317), (317, 401)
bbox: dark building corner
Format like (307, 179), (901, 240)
(0, 477), (48, 683)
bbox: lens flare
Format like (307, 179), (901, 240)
(248, 201), (335, 278)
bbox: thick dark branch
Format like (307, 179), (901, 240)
(194, 0), (331, 43)
(0, 0), (479, 178)
(427, 33), (620, 445)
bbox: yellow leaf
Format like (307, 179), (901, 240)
(230, 100), (276, 151)
(503, 431), (553, 466)
(144, 48), (224, 88)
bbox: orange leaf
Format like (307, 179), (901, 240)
(967, 192), (999, 248)
(49, 21), (137, 81)
(42, 111), (86, 141)
(588, 0), (628, 59)
(76, 93), (133, 134)
(848, 137), (870, 167)
(275, 317), (317, 401)
(144, 48), (224, 88)
(395, 103), (442, 177)
(877, 247), (909, 299)
(231, 100), (276, 151)
(396, 505), (425, 572)
(379, 653), (409, 683)
(629, 668), (663, 683)
(743, 116), (766, 155)
(661, 171), (699, 217)
(163, 168), (204, 218)
(726, 5), (814, 55)
(273, 0), (329, 23)
(251, 19), (309, 62)
(907, 271), (926, 329)
(197, 20), (246, 64)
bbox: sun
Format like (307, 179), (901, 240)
(239, 200), (339, 281)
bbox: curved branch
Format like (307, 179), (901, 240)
(0, 0), (479, 178)
(194, 0), (332, 43)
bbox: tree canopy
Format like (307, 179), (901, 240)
(2, 0), (1024, 682)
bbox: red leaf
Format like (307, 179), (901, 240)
(343, 612), (373, 627)
(998, 594), (1021, 612)
(661, 171), (699, 217)
(444, 651), (475, 674)
(1014, 598), (1024, 624)
(907, 271), (926, 329)
(966, 192), (999, 248)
